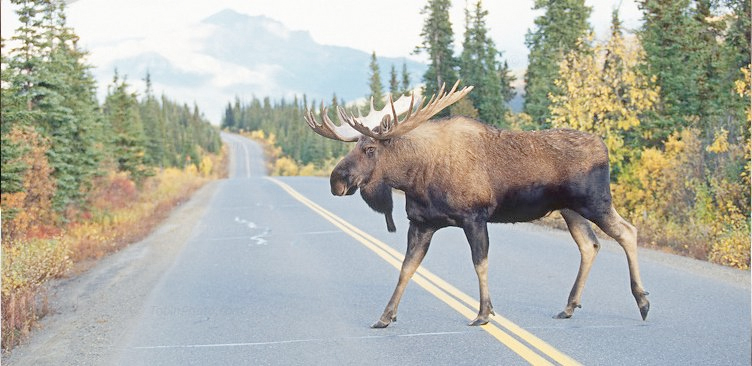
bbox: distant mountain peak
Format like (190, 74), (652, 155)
(203, 9), (260, 26)
(96, 9), (426, 122)
(202, 9), (303, 42)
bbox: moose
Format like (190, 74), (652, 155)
(304, 81), (650, 328)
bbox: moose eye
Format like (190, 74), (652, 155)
(365, 146), (376, 157)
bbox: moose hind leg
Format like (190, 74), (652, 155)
(595, 206), (650, 320)
(372, 222), (435, 328)
(556, 209), (601, 319)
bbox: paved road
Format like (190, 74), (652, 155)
(118, 133), (749, 365)
(6, 133), (750, 365)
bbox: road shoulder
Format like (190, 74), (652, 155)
(2, 180), (221, 366)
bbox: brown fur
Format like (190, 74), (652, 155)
(330, 116), (650, 327)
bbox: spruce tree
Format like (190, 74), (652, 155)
(367, 51), (385, 109)
(140, 73), (166, 168)
(497, 60), (516, 107)
(638, 0), (703, 132)
(389, 65), (400, 96)
(459, 1), (509, 126)
(222, 102), (236, 130)
(7, 0), (103, 210)
(524, 0), (592, 127)
(722, 0), (751, 140)
(637, 0), (749, 140)
(415, 0), (458, 100)
(103, 73), (151, 182)
(401, 61), (411, 95)
(725, 0), (751, 74)
(1, 39), (29, 195)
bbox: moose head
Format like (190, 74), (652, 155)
(304, 81), (473, 232)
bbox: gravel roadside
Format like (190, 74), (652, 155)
(1, 180), (220, 366)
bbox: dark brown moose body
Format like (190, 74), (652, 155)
(305, 82), (650, 328)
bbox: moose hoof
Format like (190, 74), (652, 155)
(639, 301), (650, 321)
(468, 316), (490, 326)
(555, 303), (580, 319)
(371, 316), (396, 329)
(371, 320), (390, 329)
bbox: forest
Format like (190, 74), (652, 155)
(221, 0), (750, 271)
(1, 0), (750, 353)
(1, 0), (222, 349)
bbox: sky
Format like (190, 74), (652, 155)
(2, 0), (642, 68)
(1, 0), (643, 121)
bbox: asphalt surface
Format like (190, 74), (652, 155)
(6, 133), (750, 365)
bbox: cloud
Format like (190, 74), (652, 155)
(212, 64), (282, 91)
(261, 20), (291, 41)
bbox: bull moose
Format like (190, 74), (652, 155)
(303, 81), (650, 328)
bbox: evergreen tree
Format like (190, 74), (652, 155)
(2, 0), (222, 233)
(1, 39), (29, 195)
(140, 73), (166, 167)
(222, 95), (350, 166)
(6, 0), (103, 210)
(524, 0), (592, 127)
(368, 51), (385, 109)
(637, 0), (750, 142)
(459, 0), (509, 125)
(222, 102), (236, 130)
(232, 97), (242, 130)
(497, 60), (516, 106)
(103, 73), (151, 182)
(415, 0), (458, 100)
(401, 61), (411, 95)
(389, 65), (400, 96)
(693, 0), (727, 119)
(722, 0), (751, 140)
(327, 93), (340, 125)
(9, 0), (47, 112)
(638, 0), (702, 132)
(724, 0), (751, 74)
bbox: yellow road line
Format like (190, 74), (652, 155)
(267, 177), (581, 366)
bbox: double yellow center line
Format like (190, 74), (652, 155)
(267, 177), (581, 366)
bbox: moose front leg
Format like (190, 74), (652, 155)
(556, 209), (601, 319)
(463, 219), (494, 326)
(372, 222), (436, 328)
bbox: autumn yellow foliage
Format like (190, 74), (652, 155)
(1, 126), (57, 240)
(550, 34), (659, 172)
(549, 31), (750, 269)
(1, 237), (71, 348)
(612, 128), (750, 268)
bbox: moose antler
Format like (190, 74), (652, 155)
(345, 80), (473, 140)
(304, 80), (473, 141)
(304, 103), (362, 142)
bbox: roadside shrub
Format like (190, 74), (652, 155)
(273, 156), (300, 176)
(612, 128), (750, 268)
(1, 157), (223, 351)
(1, 126), (57, 241)
(1, 238), (71, 349)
